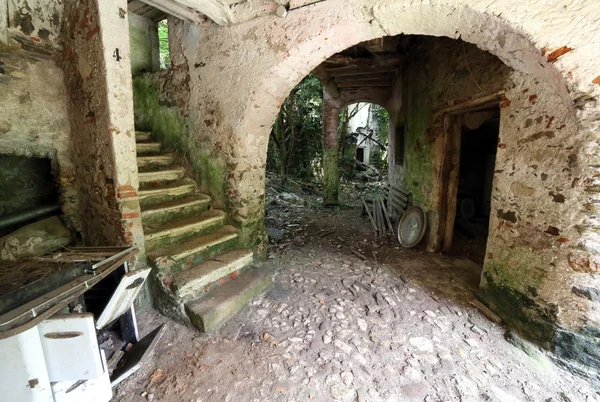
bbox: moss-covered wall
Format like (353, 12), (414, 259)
(132, 74), (227, 209)
(397, 37), (600, 370)
(133, 76), (186, 150)
(400, 37), (509, 248)
(129, 13), (159, 76)
(403, 61), (435, 212)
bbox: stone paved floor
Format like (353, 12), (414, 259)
(114, 207), (600, 402)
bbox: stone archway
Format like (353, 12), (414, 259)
(184, 0), (600, 369)
(230, 1), (583, 246)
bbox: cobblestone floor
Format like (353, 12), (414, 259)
(114, 207), (600, 402)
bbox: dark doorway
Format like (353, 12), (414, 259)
(356, 147), (365, 163)
(452, 110), (500, 265)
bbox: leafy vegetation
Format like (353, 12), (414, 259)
(158, 20), (170, 70)
(267, 77), (390, 187)
(267, 75), (323, 182)
(370, 104), (389, 170)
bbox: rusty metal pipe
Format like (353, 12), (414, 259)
(0, 204), (61, 230)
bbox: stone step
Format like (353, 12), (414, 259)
(138, 167), (186, 184)
(138, 178), (197, 207)
(136, 141), (161, 155)
(141, 194), (211, 225)
(144, 209), (227, 252)
(149, 225), (240, 273)
(137, 154), (175, 169)
(136, 131), (152, 142)
(172, 249), (254, 299)
(185, 265), (272, 332)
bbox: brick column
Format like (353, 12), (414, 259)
(323, 88), (341, 206)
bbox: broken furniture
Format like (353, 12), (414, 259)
(0, 247), (162, 402)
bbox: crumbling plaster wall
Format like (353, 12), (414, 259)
(129, 12), (159, 76)
(176, 0), (599, 254)
(171, 0), (600, 368)
(62, 0), (144, 257)
(396, 38), (600, 367)
(0, 0), (79, 230)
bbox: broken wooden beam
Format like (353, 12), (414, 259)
(362, 198), (378, 234)
(380, 198), (394, 235)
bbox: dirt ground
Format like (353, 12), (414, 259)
(112, 183), (600, 402)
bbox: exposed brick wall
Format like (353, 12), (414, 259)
(61, 0), (144, 258)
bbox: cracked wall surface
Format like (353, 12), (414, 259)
(62, 0), (144, 257)
(163, 0), (600, 370)
(0, 0), (79, 230)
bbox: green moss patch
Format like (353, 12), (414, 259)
(132, 76), (185, 151)
(323, 147), (339, 206)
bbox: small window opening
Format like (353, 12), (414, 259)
(158, 19), (170, 70)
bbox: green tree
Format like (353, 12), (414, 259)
(268, 75), (323, 182)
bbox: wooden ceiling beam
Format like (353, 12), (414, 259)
(137, 0), (233, 25)
(336, 79), (394, 88)
(312, 65), (340, 98)
(326, 65), (398, 77)
(323, 54), (401, 67)
(138, 0), (203, 23)
(334, 72), (395, 83)
(173, 0), (233, 25)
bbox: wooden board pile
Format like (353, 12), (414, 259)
(361, 183), (411, 240)
(362, 197), (395, 238)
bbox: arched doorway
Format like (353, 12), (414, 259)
(185, 1), (599, 369)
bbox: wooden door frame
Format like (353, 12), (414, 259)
(434, 92), (503, 252)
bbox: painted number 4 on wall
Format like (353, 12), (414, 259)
(113, 48), (122, 62)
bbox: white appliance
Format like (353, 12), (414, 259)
(0, 258), (151, 402)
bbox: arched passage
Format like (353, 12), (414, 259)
(182, 0), (600, 369)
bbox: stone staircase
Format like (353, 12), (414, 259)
(135, 131), (272, 332)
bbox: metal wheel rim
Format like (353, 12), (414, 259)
(397, 206), (427, 248)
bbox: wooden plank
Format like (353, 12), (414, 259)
(173, 0), (233, 25)
(434, 91), (504, 117)
(138, 0), (195, 22)
(375, 198), (385, 235)
(380, 199), (394, 235)
(389, 188), (408, 202)
(389, 198), (406, 217)
(326, 65), (399, 77)
(379, 199), (388, 235)
(334, 72), (395, 83)
(389, 192), (408, 208)
(128, 1), (149, 13)
(389, 184), (410, 197)
(362, 198), (377, 233)
(373, 201), (381, 236)
(324, 54), (400, 67)
(337, 79), (394, 88)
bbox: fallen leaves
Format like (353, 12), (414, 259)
(149, 368), (164, 384)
